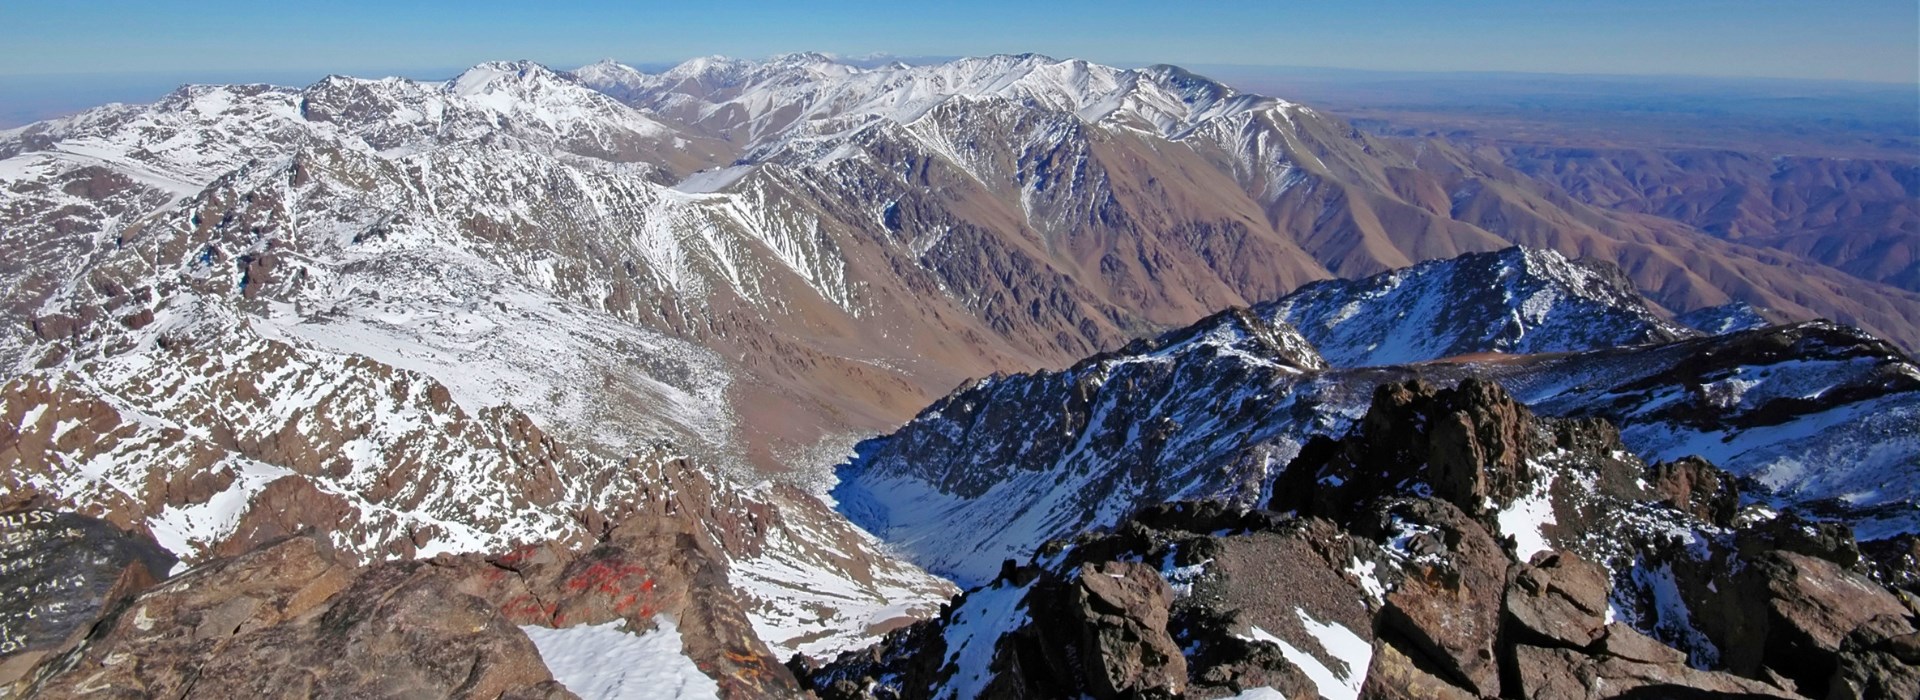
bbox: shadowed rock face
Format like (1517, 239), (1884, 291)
(1274, 377), (1548, 525)
(0, 510), (175, 686)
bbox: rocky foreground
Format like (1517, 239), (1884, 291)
(2, 380), (1915, 699)
(800, 379), (1919, 700)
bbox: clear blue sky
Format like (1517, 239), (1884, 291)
(2, 0), (1915, 83)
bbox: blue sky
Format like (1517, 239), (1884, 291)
(2, 0), (1915, 83)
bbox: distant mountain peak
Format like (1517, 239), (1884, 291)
(1263, 246), (1698, 367)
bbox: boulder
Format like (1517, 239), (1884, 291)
(1595, 624), (1687, 666)
(1505, 550), (1611, 648)
(1648, 456), (1740, 526)
(1274, 378), (1549, 530)
(1358, 640), (1477, 700)
(1825, 615), (1920, 700)
(1740, 512), (1864, 569)
(1735, 551), (1914, 693)
(1377, 500), (1511, 696)
(446, 510), (802, 698)
(0, 510), (175, 685)
(1514, 644), (1798, 699)
(1040, 561), (1187, 699)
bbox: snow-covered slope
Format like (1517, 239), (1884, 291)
(577, 53), (1295, 145)
(0, 57), (957, 662)
(1263, 247), (1698, 367)
(1486, 321), (1920, 540)
(837, 303), (1919, 585)
(833, 308), (1332, 585)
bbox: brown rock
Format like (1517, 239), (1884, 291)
(0, 510), (175, 687)
(1596, 624), (1687, 666)
(1063, 561), (1188, 699)
(1739, 551), (1914, 692)
(11, 535), (570, 699)
(187, 563), (567, 699)
(445, 508), (803, 699)
(212, 476), (357, 559)
(1505, 550), (1611, 648)
(1358, 640), (1478, 700)
(1648, 456), (1740, 526)
(1514, 644), (1799, 699)
(1425, 377), (1538, 515)
(1378, 500), (1511, 696)
(1274, 378), (1550, 531)
(1824, 616), (1920, 700)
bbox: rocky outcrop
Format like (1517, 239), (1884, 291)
(813, 374), (1920, 699)
(8, 535), (568, 699)
(444, 506), (803, 698)
(1737, 551), (1913, 693)
(1827, 615), (1920, 700)
(1506, 551), (1611, 648)
(1513, 644), (1797, 699)
(1647, 456), (1740, 527)
(1375, 500), (1510, 696)
(1618, 502), (1919, 697)
(1275, 377), (1549, 527)
(0, 510), (175, 686)
(804, 506), (1383, 700)
(1007, 561), (1187, 699)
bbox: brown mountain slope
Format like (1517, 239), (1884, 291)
(1499, 147), (1920, 290)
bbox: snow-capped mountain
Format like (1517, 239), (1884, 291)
(1263, 246), (1698, 366)
(4, 51), (1919, 698)
(806, 371), (1913, 699)
(835, 307), (1329, 585)
(835, 251), (1919, 585)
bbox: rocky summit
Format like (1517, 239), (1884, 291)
(0, 49), (1915, 700)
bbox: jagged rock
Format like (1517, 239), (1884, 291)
(1514, 644), (1799, 699)
(1596, 624), (1687, 665)
(1019, 561), (1186, 699)
(8, 535), (568, 698)
(1425, 378), (1538, 514)
(1740, 511), (1865, 569)
(0, 510), (175, 685)
(176, 563), (568, 699)
(1718, 551), (1916, 696)
(1505, 550), (1611, 648)
(1376, 499), (1511, 696)
(1276, 377), (1545, 527)
(1177, 516), (1378, 700)
(1859, 535), (1919, 598)
(1358, 640), (1477, 700)
(212, 476), (358, 558)
(1648, 456), (1740, 526)
(1825, 615), (1920, 700)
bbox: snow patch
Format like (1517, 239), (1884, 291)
(1238, 608), (1371, 700)
(520, 617), (720, 700)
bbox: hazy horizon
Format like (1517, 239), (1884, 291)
(5, 1), (1916, 82)
(6, 54), (1917, 131)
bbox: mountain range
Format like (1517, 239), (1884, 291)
(0, 53), (1915, 699)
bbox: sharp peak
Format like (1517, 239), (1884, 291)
(450, 60), (584, 94)
(767, 51), (842, 65)
(457, 59), (569, 78)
